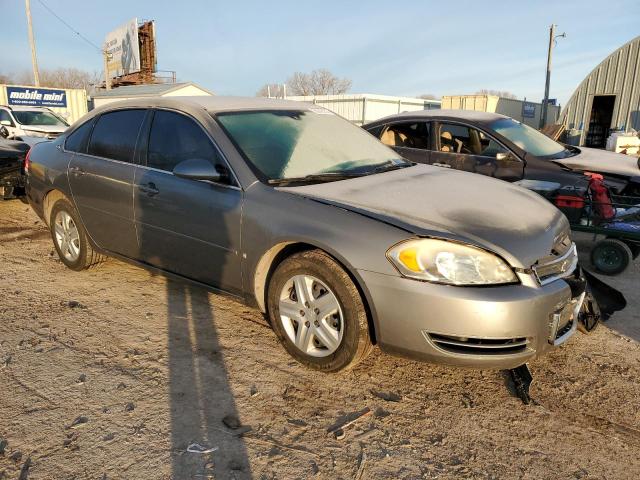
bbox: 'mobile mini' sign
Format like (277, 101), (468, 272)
(6, 86), (67, 108)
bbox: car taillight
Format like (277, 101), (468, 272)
(24, 148), (31, 174)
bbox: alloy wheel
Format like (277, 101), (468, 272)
(278, 274), (344, 357)
(53, 210), (80, 262)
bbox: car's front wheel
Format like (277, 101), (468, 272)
(268, 250), (372, 372)
(49, 198), (105, 271)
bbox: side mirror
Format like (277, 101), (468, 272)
(496, 152), (519, 163)
(0, 126), (8, 138)
(0, 120), (12, 126)
(173, 158), (224, 182)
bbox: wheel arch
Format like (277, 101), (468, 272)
(42, 189), (69, 226)
(253, 241), (379, 345)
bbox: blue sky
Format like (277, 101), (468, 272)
(3, 0), (639, 105)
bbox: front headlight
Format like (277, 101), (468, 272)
(387, 238), (518, 285)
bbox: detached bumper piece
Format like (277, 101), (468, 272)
(509, 364), (533, 405)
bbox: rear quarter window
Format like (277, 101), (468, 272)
(88, 109), (146, 163)
(64, 120), (94, 153)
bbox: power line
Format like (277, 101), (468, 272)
(35, 0), (103, 52)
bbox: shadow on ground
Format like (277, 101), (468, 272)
(167, 280), (252, 479)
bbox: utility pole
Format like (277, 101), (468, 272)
(25, 0), (40, 86)
(540, 24), (566, 128)
(103, 49), (111, 90)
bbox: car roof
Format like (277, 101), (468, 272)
(90, 96), (314, 115)
(366, 109), (509, 126)
(1, 105), (53, 111)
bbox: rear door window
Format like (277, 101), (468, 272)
(147, 110), (227, 175)
(64, 120), (94, 153)
(88, 109), (146, 162)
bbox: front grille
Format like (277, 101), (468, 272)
(533, 243), (578, 285)
(427, 333), (529, 355)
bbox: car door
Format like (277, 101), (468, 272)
(134, 109), (243, 293)
(378, 121), (431, 164)
(430, 122), (524, 181)
(67, 109), (146, 258)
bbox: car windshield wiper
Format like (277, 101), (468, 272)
(368, 159), (414, 173)
(268, 172), (365, 186)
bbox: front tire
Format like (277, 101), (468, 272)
(268, 250), (372, 372)
(50, 198), (106, 271)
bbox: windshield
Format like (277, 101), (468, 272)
(12, 110), (68, 127)
(216, 109), (405, 182)
(491, 118), (568, 158)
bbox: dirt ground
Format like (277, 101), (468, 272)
(1, 199), (639, 480)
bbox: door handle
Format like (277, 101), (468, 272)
(69, 166), (85, 176)
(138, 182), (159, 196)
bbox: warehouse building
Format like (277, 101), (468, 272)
(91, 82), (213, 109)
(287, 93), (440, 125)
(441, 94), (560, 128)
(560, 35), (640, 147)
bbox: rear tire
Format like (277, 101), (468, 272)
(268, 249), (373, 372)
(49, 198), (106, 271)
(590, 239), (632, 275)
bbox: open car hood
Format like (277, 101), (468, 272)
(281, 165), (569, 268)
(556, 146), (640, 178)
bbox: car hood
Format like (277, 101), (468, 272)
(281, 165), (568, 268)
(555, 146), (640, 178)
(21, 125), (66, 134)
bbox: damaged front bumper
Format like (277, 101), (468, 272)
(359, 265), (588, 370)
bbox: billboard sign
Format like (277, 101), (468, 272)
(104, 18), (140, 78)
(6, 86), (67, 107)
(522, 102), (536, 118)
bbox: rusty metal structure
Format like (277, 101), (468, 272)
(110, 21), (173, 88)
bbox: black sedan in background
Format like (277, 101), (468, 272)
(0, 135), (29, 200)
(363, 110), (640, 196)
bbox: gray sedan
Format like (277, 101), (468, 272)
(26, 97), (584, 372)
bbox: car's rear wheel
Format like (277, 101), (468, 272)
(268, 249), (372, 372)
(50, 198), (106, 271)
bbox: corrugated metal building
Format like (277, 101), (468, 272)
(91, 82), (213, 109)
(560, 35), (640, 147)
(0, 84), (88, 123)
(441, 94), (560, 128)
(286, 94), (440, 125)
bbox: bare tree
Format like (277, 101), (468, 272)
(9, 68), (102, 92)
(286, 69), (351, 96)
(256, 83), (285, 98)
(0, 72), (15, 84)
(475, 89), (518, 99)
